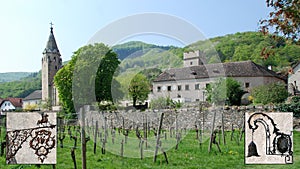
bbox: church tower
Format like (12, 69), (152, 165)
(42, 24), (62, 107)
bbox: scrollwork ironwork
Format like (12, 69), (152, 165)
(6, 113), (56, 164)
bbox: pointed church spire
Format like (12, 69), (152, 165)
(43, 22), (60, 56)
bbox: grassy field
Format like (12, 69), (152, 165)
(0, 128), (299, 169)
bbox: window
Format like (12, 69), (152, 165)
(157, 86), (161, 92)
(195, 84), (200, 90)
(190, 62), (193, 65)
(245, 82), (250, 88)
(185, 84), (189, 90)
(167, 86), (171, 91)
(178, 85), (182, 91)
(55, 66), (58, 70)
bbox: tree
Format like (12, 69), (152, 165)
(205, 78), (244, 106)
(128, 73), (150, 106)
(54, 43), (120, 117)
(260, 0), (300, 43)
(277, 96), (300, 117)
(251, 82), (288, 104)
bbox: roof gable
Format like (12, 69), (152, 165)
(1, 98), (23, 108)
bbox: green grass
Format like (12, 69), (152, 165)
(0, 128), (299, 169)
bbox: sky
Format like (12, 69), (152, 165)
(0, 0), (272, 73)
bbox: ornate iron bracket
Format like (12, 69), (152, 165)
(6, 113), (56, 164)
(247, 112), (293, 164)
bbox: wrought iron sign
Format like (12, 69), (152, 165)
(245, 112), (293, 164)
(6, 112), (56, 164)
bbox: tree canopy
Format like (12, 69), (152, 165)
(54, 43), (120, 117)
(128, 73), (150, 106)
(250, 82), (288, 104)
(205, 78), (244, 106)
(260, 0), (300, 43)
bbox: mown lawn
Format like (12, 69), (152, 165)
(0, 128), (299, 169)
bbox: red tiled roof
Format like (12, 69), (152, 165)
(6, 98), (23, 108)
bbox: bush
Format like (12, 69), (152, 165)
(150, 97), (182, 109)
(205, 78), (244, 106)
(277, 96), (300, 117)
(251, 82), (288, 104)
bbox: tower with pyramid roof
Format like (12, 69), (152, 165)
(41, 23), (62, 107)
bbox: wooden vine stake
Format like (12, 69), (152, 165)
(140, 139), (144, 160)
(153, 113), (168, 164)
(230, 123), (235, 141)
(94, 120), (98, 154)
(221, 112), (226, 145)
(120, 139), (124, 157)
(144, 114), (148, 148)
(239, 115), (245, 142)
(80, 107), (87, 169)
(208, 109), (216, 153)
(71, 148), (77, 169)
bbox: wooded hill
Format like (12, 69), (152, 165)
(1, 31), (300, 98)
(0, 72), (32, 83)
(0, 71), (41, 98)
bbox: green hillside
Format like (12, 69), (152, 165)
(1, 31), (300, 99)
(0, 72), (32, 83)
(0, 71), (41, 98)
(112, 41), (173, 60)
(187, 31), (300, 72)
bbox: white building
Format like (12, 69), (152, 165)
(0, 98), (23, 112)
(22, 90), (42, 111)
(288, 62), (300, 95)
(152, 51), (286, 103)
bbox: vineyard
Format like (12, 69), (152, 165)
(0, 107), (299, 168)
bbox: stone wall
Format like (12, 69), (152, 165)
(77, 106), (269, 131)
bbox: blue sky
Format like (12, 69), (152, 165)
(0, 0), (271, 72)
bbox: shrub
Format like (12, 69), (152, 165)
(150, 97), (182, 109)
(277, 96), (300, 117)
(251, 82), (288, 104)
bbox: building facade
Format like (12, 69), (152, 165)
(22, 90), (42, 110)
(152, 51), (285, 103)
(0, 98), (23, 112)
(288, 62), (300, 95)
(41, 25), (62, 107)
